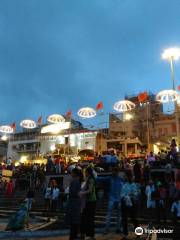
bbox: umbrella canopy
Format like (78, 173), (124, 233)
(156, 89), (178, 103)
(0, 125), (14, 134)
(20, 119), (37, 129)
(113, 100), (135, 112)
(47, 114), (65, 124)
(77, 107), (96, 119)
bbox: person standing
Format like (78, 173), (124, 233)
(145, 180), (156, 208)
(121, 176), (139, 240)
(145, 180), (156, 221)
(46, 156), (53, 174)
(101, 167), (123, 233)
(66, 168), (81, 240)
(51, 182), (60, 212)
(26, 188), (35, 211)
(171, 196), (180, 224)
(55, 157), (62, 174)
(153, 182), (167, 224)
(168, 179), (177, 208)
(6, 180), (13, 197)
(133, 161), (142, 183)
(143, 164), (150, 185)
(6, 157), (12, 167)
(147, 152), (155, 167)
(80, 167), (97, 240)
(44, 182), (52, 212)
(170, 138), (177, 157)
(6, 200), (29, 231)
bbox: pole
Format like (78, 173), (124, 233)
(170, 57), (179, 148)
(67, 118), (72, 159)
(170, 58), (175, 90)
(146, 102), (150, 152)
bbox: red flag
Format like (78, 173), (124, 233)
(178, 85), (180, 91)
(138, 92), (148, 103)
(37, 116), (42, 125)
(11, 122), (16, 131)
(66, 110), (72, 118)
(96, 101), (103, 111)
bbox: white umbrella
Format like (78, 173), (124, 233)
(156, 89), (178, 103)
(113, 100), (135, 112)
(47, 114), (65, 123)
(20, 119), (37, 129)
(0, 125), (14, 134)
(77, 107), (96, 119)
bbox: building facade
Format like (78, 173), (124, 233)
(7, 120), (103, 161)
(106, 93), (164, 157)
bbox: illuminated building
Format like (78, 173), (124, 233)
(108, 93), (164, 157)
(7, 118), (102, 161)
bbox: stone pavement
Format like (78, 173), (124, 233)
(30, 232), (145, 240)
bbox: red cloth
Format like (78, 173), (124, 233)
(66, 111), (72, 118)
(96, 101), (103, 110)
(6, 182), (13, 196)
(55, 158), (61, 165)
(138, 92), (148, 103)
(11, 122), (16, 130)
(37, 116), (42, 125)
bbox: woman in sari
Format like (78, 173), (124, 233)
(6, 200), (29, 231)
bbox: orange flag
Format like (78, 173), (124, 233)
(37, 116), (42, 125)
(178, 85), (180, 91)
(96, 101), (103, 111)
(11, 122), (16, 131)
(66, 110), (72, 118)
(138, 92), (148, 103)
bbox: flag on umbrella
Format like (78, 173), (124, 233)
(11, 122), (16, 131)
(138, 92), (148, 103)
(37, 116), (42, 125)
(66, 110), (72, 118)
(96, 101), (103, 111)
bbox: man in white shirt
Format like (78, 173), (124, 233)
(51, 186), (60, 212)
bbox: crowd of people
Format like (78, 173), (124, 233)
(1, 138), (180, 239)
(62, 164), (180, 240)
(3, 160), (180, 239)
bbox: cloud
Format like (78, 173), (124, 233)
(0, 0), (179, 124)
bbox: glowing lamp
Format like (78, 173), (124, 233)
(156, 90), (178, 103)
(1, 135), (8, 141)
(162, 48), (180, 61)
(113, 100), (135, 112)
(77, 107), (96, 119)
(20, 119), (37, 129)
(123, 113), (133, 121)
(0, 125), (14, 134)
(47, 114), (65, 124)
(41, 122), (70, 134)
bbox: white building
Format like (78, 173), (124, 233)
(7, 123), (98, 161)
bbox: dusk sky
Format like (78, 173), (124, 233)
(0, 0), (180, 126)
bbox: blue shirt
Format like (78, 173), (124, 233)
(121, 182), (140, 201)
(97, 175), (123, 201)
